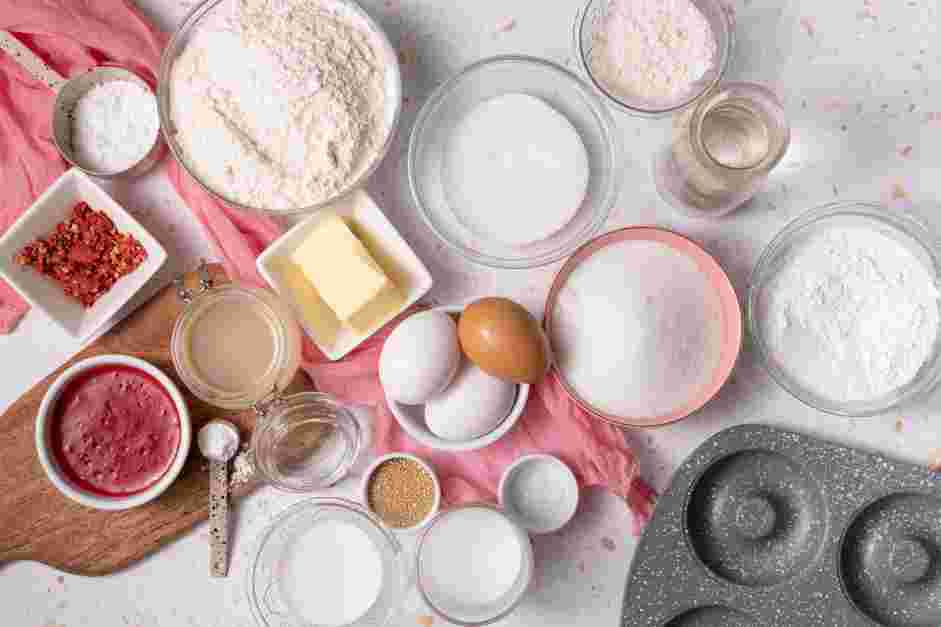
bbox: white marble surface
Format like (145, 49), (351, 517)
(3, 0), (941, 626)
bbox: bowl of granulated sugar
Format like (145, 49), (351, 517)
(545, 227), (742, 428)
(575, 0), (734, 116)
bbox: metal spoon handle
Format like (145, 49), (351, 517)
(0, 31), (68, 92)
(209, 459), (230, 577)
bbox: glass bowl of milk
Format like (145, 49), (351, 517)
(408, 55), (621, 269)
(248, 498), (407, 627)
(416, 504), (534, 624)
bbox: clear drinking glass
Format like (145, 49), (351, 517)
(653, 82), (791, 218)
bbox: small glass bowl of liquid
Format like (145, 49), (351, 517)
(171, 281), (302, 411)
(252, 392), (363, 492)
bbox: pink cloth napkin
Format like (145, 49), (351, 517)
(0, 0), (654, 533)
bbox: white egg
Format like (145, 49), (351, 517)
(380, 310), (461, 405)
(425, 362), (517, 441)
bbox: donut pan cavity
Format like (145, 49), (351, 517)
(622, 425), (941, 627)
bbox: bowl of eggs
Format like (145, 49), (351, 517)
(379, 300), (551, 452)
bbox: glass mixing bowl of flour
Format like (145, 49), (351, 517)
(748, 202), (941, 417)
(574, 0), (734, 117)
(409, 55), (621, 269)
(157, 0), (402, 216)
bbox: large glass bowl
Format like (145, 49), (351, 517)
(574, 0), (734, 117)
(747, 202), (941, 417)
(408, 55), (621, 269)
(248, 498), (407, 627)
(157, 0), (402, 216)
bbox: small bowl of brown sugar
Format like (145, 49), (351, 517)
(362, 453), (441, 532)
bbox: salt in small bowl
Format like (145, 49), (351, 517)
(499, 454), (579, 534)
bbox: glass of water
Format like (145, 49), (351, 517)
(653, 82), (791, 218)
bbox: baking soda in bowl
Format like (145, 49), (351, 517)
(278, 519), (384, 626)
(417, 506), (533, 623)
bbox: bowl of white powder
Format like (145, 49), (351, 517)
(575, 0), (734, 116)
(409, 55), (621, 269)
(748, 202), (941, 417)
(157, 0), (401, 215)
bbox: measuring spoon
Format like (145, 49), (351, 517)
(0, 31), (164, 177)
(198, 419), (240, 578)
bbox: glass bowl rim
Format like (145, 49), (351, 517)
(407, 54), (622, 269)
(572, 0), (735, 118)
(156, 0), (403, 217)
(746, 200), (941, 417)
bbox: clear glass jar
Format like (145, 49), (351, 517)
(252, 392), (363, 492)
(653, 82), (790, 218)
(171, 271), (301, 411)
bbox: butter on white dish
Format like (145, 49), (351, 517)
(288, 213), (403, 333)
(257, 190), (433, 361)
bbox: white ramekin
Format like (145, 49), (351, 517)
(35, 354), (192, 511)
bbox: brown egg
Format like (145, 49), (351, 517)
(458, 297), (551, 384)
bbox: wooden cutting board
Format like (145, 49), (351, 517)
(0, 264), (309, 576)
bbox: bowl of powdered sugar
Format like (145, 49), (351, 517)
(749, 202), (941, 417)
(575, 0), (734, 116)
(158, 0), (401, 215)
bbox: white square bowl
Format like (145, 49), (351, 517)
(0, 169), (167, 341)
(257, 190), (433, 360)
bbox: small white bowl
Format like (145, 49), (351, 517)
(256, 190), (433, 361)
(35, 354), (192, 511)
(499, 454), (579, 534)
(361, 453), (441, 532)
(386, 305), (531, 452)
(0, 168), (167, 341)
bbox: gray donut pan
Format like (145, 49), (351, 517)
(621, 424), (941, 627)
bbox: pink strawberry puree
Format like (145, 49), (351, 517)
(0, 0), (655, 533)
(51, 366), (180, 497)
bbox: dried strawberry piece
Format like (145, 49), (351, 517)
(13, 202), (147, 308)
(69, 242), (97, 264)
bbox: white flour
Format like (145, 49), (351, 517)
(72, 81), (158, 173)
(170, 0), (389, 211)
(551, 240), (723, 418)
(759, 226), (940, 403)
(588, 0), (716, 106)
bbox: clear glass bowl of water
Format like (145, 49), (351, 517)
(251, 392), (363, 492)
(408, 55), (621, 269)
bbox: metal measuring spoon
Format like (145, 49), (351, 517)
(0, 31), (164, 177)
(198, 420), (240, 578)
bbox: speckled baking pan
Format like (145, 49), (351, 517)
(621, 424), (941, 627)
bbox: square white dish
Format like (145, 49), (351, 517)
(257, 190), (433, 361)
(0, 168), (168, 341)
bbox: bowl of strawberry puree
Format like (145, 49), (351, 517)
(36, 355), (191, 510)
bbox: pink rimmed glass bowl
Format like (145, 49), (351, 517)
(544, 227), (742, 428)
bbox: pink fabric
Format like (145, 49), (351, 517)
(0, 0), (167, 331)
(306, 316), (656, 534)
(0, 0), (655, 533)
